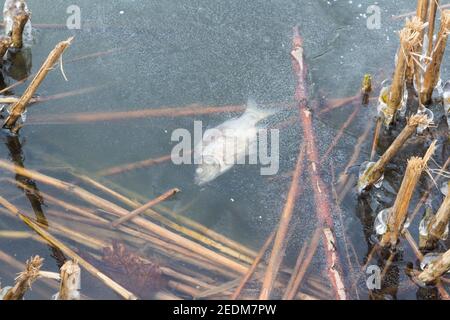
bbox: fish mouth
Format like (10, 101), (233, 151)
(195, 163), (221, 186)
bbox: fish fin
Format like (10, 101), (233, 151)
(244, 98), (277, 123)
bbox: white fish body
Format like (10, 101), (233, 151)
(194, 99), (274, 185)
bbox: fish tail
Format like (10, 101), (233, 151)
(244, 98), (276, 122)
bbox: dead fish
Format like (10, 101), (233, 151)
(194, 99), (275, 185)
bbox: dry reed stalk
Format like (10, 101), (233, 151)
(422, 190), (450, 249)
(98, 154), (174, 176)
(317, 94), (360, 115)
(321, 104), (361, 162)
(427, 0), (440, 58)
(56, 260), (81, 300)
(385, 20), (424, 122)
(421, 10), (450, 104)
(231, 231), (276, 300)
(10, 9), (30, 49)
(41, 153), (257, 261)
(282, 244), (307, 300)
(0, 36), (12, 58)
(380, 142), (436, 247)
(361, 74), (373, 105)
(417, 0), (431, 23)
(370, 117), (383, 161)
(0, 160), (249, 275)
(336, 122), (373, 193)
(111, 188), (180, 228)
(392, 3), (450, 20)
(283, 228), (321, 300)
(0, 197), (138, 299)
(2, 37), (74, 132)
(419, 250), (450, 283)
(404, 231), (450, 300)
(291, 26), (347, 300)
(410, 157), (450, 222)
(0, 249), (61, 294)
(2, 256), (43, 300)
(74, 173), (256, 263)
(259, 145), (305, 299)
(359, 115), (428, 191)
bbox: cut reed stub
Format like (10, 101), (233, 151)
(1, 255), (44, 300)
(384, 19), (425, 126)
(2, 37), (74, 132)
(418, 249), (450, 284)
(53, 260), (81, 300)
(419, 187), (450, 250)
(420, 10), (450, 105)
(357, 115), (429, 193)
(0, 36), (11, 59)
(361, 74), (372, 105)
(378, 141), (436, 247)
(10, 10), (29, 49)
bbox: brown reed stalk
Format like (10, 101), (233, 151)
(427, 0), (440, 58)
(111, 188), (180, 227)
(358, 115), (428, 191)
(283, 228), (321, 300)
(98, 154), (174, 176)
(73, 172), (256, 263)
(2, 256), (43, 300)
(291, 26), (347, 300)
(419, 249), (450, 284)
(385, 20), (424, 122)
(56, 260), (81, 300)
(259, 145), (305, 299)
(421, 10), (450, 104)
(0, 198), (138, 300)
(403, 230), (450, 299)
(2, 37), (74, 132)
(231, 231), (276, 300)
(380, 141), (436, 247)
(0, 36), (12, 58)
(0, 160), (249, 275)
(10, 9), (30, 49)
(422, 189), (450, 249)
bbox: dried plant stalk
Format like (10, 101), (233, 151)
(359, 115), (428, 190)
(56, 260), (81, 300)
(2, 256), (43, 300)
(418, 249), (450, 283)
(423, 189), (450, 249)
(259, 145), (305, 300)
(2, 37), (73, 132)
(111, 188), (180, 227)
(11, 11), (30, 48)
(380, 141), (436, 247)
(0, 36), (12, 58)
(421, 10), (450, 104)
(386, 20), (424, 121)
(0, 160), (248, 275)
(427, 0), (439, 57)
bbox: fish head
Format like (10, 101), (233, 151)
(195, 156), (222, 186)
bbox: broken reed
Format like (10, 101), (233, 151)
(427, 0), (439, 58)
(380, 141), (436, 247)
(385, 19), (423, 123)
(421, 10), (450, 104)
(0, 36), (12, 59)
(2, 37), (73, 132)
(57, 260), (81, 300)
(2, 256), (43, 300)
(359, 115), (428, 190)
(421, 185), (450, 249)
(11, 9), (30, 49)
(405, 13), (428, 83)
(419, 248), (450, 284)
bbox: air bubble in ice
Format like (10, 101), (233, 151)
(443, 80), (450, 129)
(419, 212), (433, 237)
(374, 208), (391, 235)
(441, 181), (449, 197)
(358, 161), (384, 193)
(420, 252), (442, 270)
